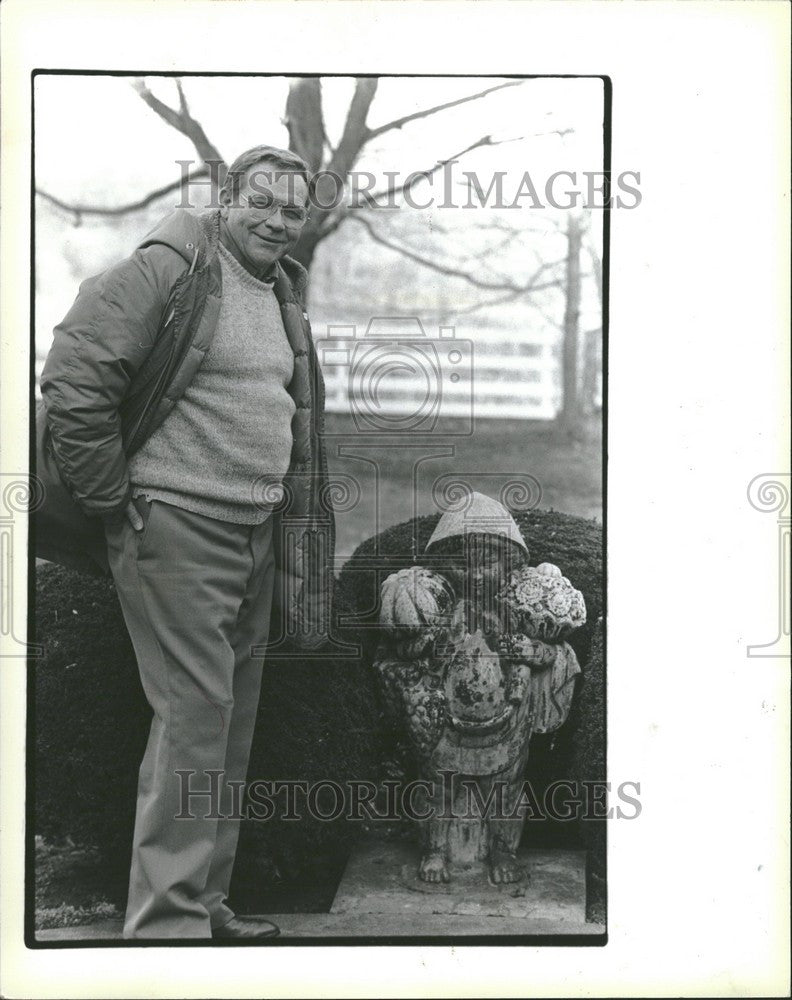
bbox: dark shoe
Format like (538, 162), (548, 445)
(212, 916), (280, 940)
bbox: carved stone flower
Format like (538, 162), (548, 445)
(497, 563), (586, 640)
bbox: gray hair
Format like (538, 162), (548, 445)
(222, 144), (310, 197)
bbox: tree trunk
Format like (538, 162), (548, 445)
(559, 214), (583, 438)
(285, 79), (326, 173)
(290, 221), (324, 274)
(288, 78), (380, 282)
(581, 327), (602, 417)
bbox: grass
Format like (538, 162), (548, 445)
(323, 412), (602, 560)
(34, 837), (122, 929)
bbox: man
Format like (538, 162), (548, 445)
(40, 145), (334, 940)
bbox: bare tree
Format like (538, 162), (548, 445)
(36, 77), (601, 429)
(36, 76), (525, 274)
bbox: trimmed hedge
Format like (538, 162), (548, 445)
(34, 507), (603, 907)
(34, 567), (150, 875)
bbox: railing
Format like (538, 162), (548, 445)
(313, 317), (562, 422)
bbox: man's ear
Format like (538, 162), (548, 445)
(218, 185), (231, 218)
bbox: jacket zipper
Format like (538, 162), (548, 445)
(304, 311), (319, 529)
(126, 246), (198, 452)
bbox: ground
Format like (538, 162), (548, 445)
(35, 836), (605, 928)
(34, 837), (343, 929)
(35, 838), (122, 929)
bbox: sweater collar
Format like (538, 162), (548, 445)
(216, 240), (277, 290)
(199, 210), (308, 299)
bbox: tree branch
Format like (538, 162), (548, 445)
(438, 283), (562, 321)
(468, 225), (524, 263)
(586, 237), (603, 308)
(348, 212), (564, 294)
(365, 80), (525, 141)
(348, 132), (525, 211)
(316, 82), (525, 231)
(477, 217), (566, 237)
(132, 78), (226, 178)
(442, 287), (537, 318)
(327, 78), (379, 177)
(36, 167), (210, 221)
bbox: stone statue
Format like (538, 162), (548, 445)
(374, 492), (585, 886)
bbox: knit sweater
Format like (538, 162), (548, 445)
(127, 241), (296, 523)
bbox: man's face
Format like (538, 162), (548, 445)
(220, 161), (309, 273)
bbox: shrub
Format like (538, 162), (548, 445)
(33, 566), (382, 896)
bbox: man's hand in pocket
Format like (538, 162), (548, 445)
(125, 501), (144, 532)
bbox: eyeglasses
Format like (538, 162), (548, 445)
(237, 194), (309, 228)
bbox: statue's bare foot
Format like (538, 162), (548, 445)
(419, 852), (450, 884)
(489, 849), (525, 885)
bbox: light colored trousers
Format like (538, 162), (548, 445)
(104, 497), (276, 939)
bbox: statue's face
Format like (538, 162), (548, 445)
(451, 535), (525, 591)
(429, 535), (525, 635)
(471, 535), (522, 584)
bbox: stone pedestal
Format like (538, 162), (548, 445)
(331, 837), (586, 923)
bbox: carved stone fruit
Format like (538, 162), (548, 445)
(379, 567), (455, 658)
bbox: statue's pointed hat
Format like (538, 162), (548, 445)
(425, 491), (528, 554)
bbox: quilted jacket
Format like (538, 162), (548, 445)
(39, 208), (335, 647)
